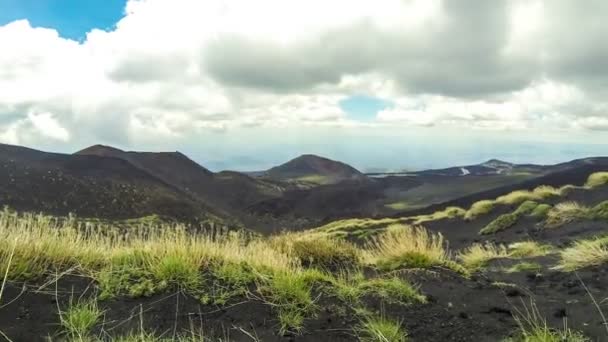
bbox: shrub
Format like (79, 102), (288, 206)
(585, 171), (608, 188)
(364, 225), (449, 271)
(458, 243), (509, 271)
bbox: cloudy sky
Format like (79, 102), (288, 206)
(1, 0), (607, 171)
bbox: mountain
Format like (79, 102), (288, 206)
(76, 145), (285, 229)
(264, 154), (367, 185)
(0, 143), (222, 223)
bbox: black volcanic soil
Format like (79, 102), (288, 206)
(2, 262), (607, 341)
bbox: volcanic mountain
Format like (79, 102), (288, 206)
(0, 143), (220, 223)
(264, 154), (367, 185)
(76, 145), (284, 229)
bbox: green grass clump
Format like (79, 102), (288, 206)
(585, 171), (608, 188)
(506, 262), (542, 273)
(480, 200), (543, 235)
(529, 204), (552, 219)
(98, 252), (158, 299)
(555, 236), (608, 271)
(151, 254), (202, 292)
(479, 212), (519, 235)
(357, 314), (408, 342)
(263, 271), (316, 335)
(515, 200), (540, 215)
(60, 300), (103, 340)
(465, 200), (496, 220)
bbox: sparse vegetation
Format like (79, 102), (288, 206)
(363, 225), (451, 271)
(357, 314), (408, 342)
(60, 299), (103, 341)
(465, 200), (496, 220)
(585, 172), (608, 188)
(508, 241), (553, 258)
(508, 301), (590, 341)
(545, 201), (608, 227)
(529, 204), (552, 219)
(458, 243), (509, 270)
(270, 233), (361, 268)
(506, 262), (542, 273)
(555, 236), (608, 271)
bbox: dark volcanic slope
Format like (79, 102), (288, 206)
(77, 145), (284, 228)
(0, 144), (221, 222)
(397, 157), (608, 218)
(265, 154), (366, 184)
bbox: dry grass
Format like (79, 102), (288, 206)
(508, 241), (553, 258)
(465, 200), (496, 220)
(363, 225), (449, 271)
(585, 172), (608, 188)
(544, 202), (590, 227)
(554, 236), (608, 271)
(270, 232), (361, 268)
(458, 243), (509, 271)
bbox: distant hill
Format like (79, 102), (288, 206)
(0, 143), (223, 223)
(264, 154), (367, 185)
(76, 145), (286, 227)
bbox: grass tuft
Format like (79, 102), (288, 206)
(465, 200), (496, 220)
(60, 299), (103, 340)
(458, 243), (509, 271)
(585, 172), (608, 188)
(357, 314), (408, 342)
(508, 241), (553, 258)
(363, 225), (449, 272)
(508, 301), (589, 342)
(555, 236), (608, 271)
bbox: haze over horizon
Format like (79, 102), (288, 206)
(2, 0), (608, 171)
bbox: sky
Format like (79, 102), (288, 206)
(1, 0), (607, 172)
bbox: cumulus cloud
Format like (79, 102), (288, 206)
(1, 0), (608, 152)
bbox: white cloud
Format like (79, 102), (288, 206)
(2, 0), (608, 152)
(28, 112), (71, 141)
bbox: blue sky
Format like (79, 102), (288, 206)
(0, 0), (125, 40)
(339, 95), (393, 122)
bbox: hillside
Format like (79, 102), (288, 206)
(2, 170), (608, 341)
(0, 143), (223, 223)
(264, 154), (367, 185)
(76, 145), (285, 229)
